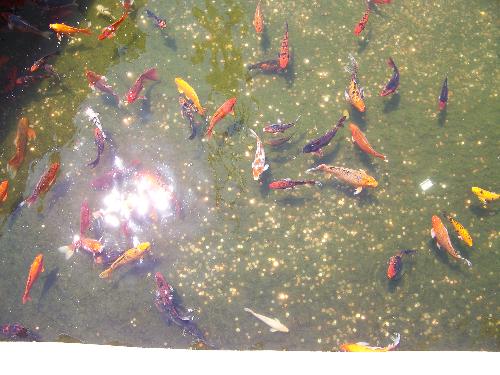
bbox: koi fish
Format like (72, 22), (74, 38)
(264, 133), (294, 147)
(126, 67), (159, 104)
(22, 162), (60, 207)
(253, 0), (264, 33)
(0, 180), (8, 203)
(174, 78), (205, 115)
(340, 333), (400, 352)
(1, 323), (40, 341)
(303, 113), (346, 156)
(49, 23), (92, 41)
(30, 51), (59, 73)
(431, 215), (472, 267)
(95, 5), (112, 18)
(122, 0), (133, 12)
(269, 179), (321, 190)
(442, 212), (473, 247)
(439, 76), (448, 110)
(58, 236), (104, 260)
(249, 129), (269, 180)
(263, 115), (300, 134)
(80, 199), (90, 236)
(354, 8), (370, 36)
(179, 95), (199, 140)
(41, 64), (60, 80)
(1, 13), (51, 39)
(85, 69), (120, 106)
(15, 74), (48, 86)
(380, 57), (399, 96)
(87, 127), (105, 168)
(145, 9), (167, 29)
(471, 187), (499, 207)
(205, 97), (237, 138)
(99, 242), (151, 278)
(98, 11), (128, 40)
(278, 21), (289, 69)
(371, 0), (392, 4)
(247, 59), (280, 73)
(244, 308), (289, 333)
(387, 250), (416, 280)
(22, 254), (44, 304)
(306, 164), (378, 195)
(349, 123), (387, 161)
(84, 107), (106, 136)
(344, 54), (366, 112)
(7, 117), (36, 178)
(90, 159), (141, 191)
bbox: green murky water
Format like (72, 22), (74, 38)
(0, 0), (498, 350)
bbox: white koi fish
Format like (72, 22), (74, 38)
(244, 307), (289, 333)
(249, 129), (269, 180)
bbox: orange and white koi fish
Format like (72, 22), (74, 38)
(349, 123), (387, 161)
(278, 21), (289, 69)
(471, 187), (499, 207)
(442, 212), (473, 247)
(58, 236), (104, 261)
(431, 215), (471, 267)
(306, 164), (377, 195)
(99, 242), (151, 278)
(0, 180), (8, 203)
(49, 23), (92, 41)
(253, 0), (264, 33)
(22, 254), (44, 304)
(22, 162), (60, 207)
(340, 333), (400, 352)
(249, 129), (269, 180)
(344, 54), (366, 112)
(205, 97), (237, 138)
(7, 117), (36, 178)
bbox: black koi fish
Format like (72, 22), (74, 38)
(302, 114), (346, 156)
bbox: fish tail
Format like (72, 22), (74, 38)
(58, 245), (75, 260)
(188, 121), (197, 140)
(243, 307), (253, 314)
(305, 166), (318, 174)
(314, 180), (322, 187)
(400, 249), (417, 257)
(81, 28), (92, 35)
(23, 194), (38, 207)
(387, 56), (395, 69)
(388, 333), (400, 350)
(22, 293), (31, 304)
(462, 257), (472, 267)
(87, 154), (100, 169)
(143, 68), (159, 81)
(99, 268), (112, 279)
(248, 129), (258, 139)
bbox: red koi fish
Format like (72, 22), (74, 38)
(253, 0), (264, 33)
(431, 215), (471, 267)
(205, 97), (237, 138)
(87, 127), (105, 168)
(354, 8), (370, 36)
(1, 323), (40, 341)
(0, 180), (8, 203)
(387, 250), (416, 280)
(98, 11), (129, 40)
(22, 162), (60, 207)
(7, 117), (36, 178)
(125, 67), (159, 104)
(349, 123), (387, 161)
(278, 21), (289, 69)
(80, 199), (90, 236)
(22, 254), (44, 304)
(122, 0), (134, 12)
(371, 0), (392, 4)
(85, 69), (120, 106)
(269, 179), (321, 190)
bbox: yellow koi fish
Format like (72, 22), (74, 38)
(471, 187), (499, 207)
(99, 242), (151, 278)
(174, 78), (205, 116)
(442, 211), (473, 247)
(340, 333), (400, 352)
(306, 164), (377, 195)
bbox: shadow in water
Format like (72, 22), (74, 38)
(383, 93), (400, 113)
(260, 27), (271, 52)
(137, 81), (161, 122)
(438, 108), (447, 127)
(163, 34), (177, 51)
(47, 177), (72, 211)
(276, 195), (307, 207)
(349, 109), (367, 128)
(355, 148), (377, 173)
(469, 204), (498, 218)
(38, 267), (59, 304)
(258, 168), (273, 200)
(357, 29), (372, 54)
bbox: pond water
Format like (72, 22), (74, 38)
(0, 0), (498, 350)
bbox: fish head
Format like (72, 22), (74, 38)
(362, 175), (378, 188)
(431, 215), (442, 229)
(353, 98), (366, 112)
(137, 242), (151, 252)
(348, 123), (359, 134)
(471, 187), (484, 198)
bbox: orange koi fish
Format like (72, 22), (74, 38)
(98, 11), (129, 40)
(22, 254), (44, 304)
(249, 129), (269, 180)
(49, 23), (92, 41)
(278, 21), (289, 69)
(205, 97), (237, 138)
(0, 180), (8, 203)
(431, 215), (471, 267)
(59, 236), (104, 261)
(442, 211), (473, 247)
(344, 54), (365, 112)
(7, 117), (36, 178)
(354, 8), (370, 36)
(22, 162), (60, 207)
(99, 242), (151, 278)
(253, 0), (264, 33)
(306, 164), (377, 195)
(349, 123), (387, 161)
(340, 333), (400, 352)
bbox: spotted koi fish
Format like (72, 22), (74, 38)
(387, 250), (416, 280)
(278, 21), (289, 69)
(439, 76), (448, 110)
(253, 0), (264, 33)
(179, 95), (200, 140)
(247, 59), (280, 73)
(249, 129), (269, 180)
(269, 179), (321, 190)
(264, 133), (294, 147)
(380, 57), (399, 97)
(442, 211), (473, 247)
(471, 187), (499, 207)
(340, 333), (400, 352)
(431, 215), (471, 267)
(306, 164), (378, 195)
(354, 8), (370, 36)
(344, 54), (365, 112)
(349, 123), (387, 161)
(263, 115), (300, 134)
(99, 242), (151, 278)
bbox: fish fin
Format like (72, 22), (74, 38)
(56, 33), (62, 41)
(42, 31), (52, 40)
(315, 181), (322, 187)
(463, 258), (472, 267)
(344, 90), (350, 101)
(270, 328), (277, 332)
(354, 187), (363, 195)
(27, 128), (36, 140)
(384, 157), (389, 163)
(58, 245), (75, 260)
(230, 110), (235, 116)
(263, 164), (269, 172)
(351, 136), (355, 143)
(243, 307), (253, 314)
(430, 228), (436, 239)
(99, 268), (112, 278)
